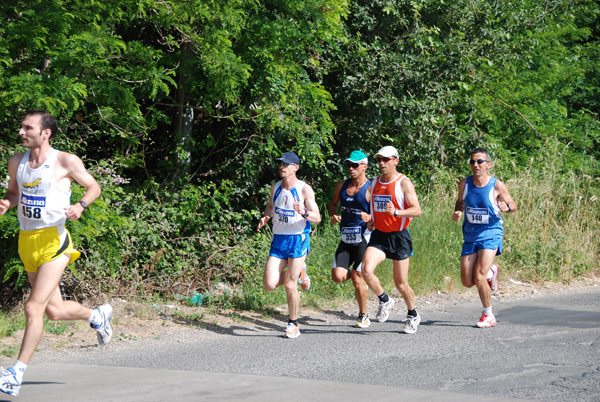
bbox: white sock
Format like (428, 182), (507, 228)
(483, 306), (493, 316)
(13, 360), (27, 382)
(88, 308), (101, 326)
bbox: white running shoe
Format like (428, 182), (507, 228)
(91, 303), (113, 346)
(376, 297), (395, 322)
(355, 315), (371, 328)
(284, 322), (301, 339)
(476, 313), (497, 328)
(488, 264), (499, 295)
(298, 263), (311, 291)
(0, 367), (21, 397)
(401, 314), (421, 334)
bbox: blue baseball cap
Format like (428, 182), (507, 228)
(276, 151), (300, 165)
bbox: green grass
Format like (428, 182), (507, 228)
(0, 313), (25, 338)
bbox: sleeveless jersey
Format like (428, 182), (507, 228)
(339, 179), (371, 244)
(462, 176), (504, 242)
(16, 149), (70, 231)
(370, 174), (412, 232)
(272, 180), (311, 235)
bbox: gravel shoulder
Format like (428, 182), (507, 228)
(1, 273), (598, 366)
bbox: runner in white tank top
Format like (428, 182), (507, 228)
(0, 110), (110, 397)
(257, 151), (321, 338)
(16, 148), (71, 231)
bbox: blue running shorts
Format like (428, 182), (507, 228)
(461, 236), (503, 257)
(269, 233), (310, 259)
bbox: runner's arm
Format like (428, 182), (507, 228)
(495, 180), (517, 213)
(301, 184), (321, 224)
(62, 153), (101, 220)
(453, 178), (466, 222)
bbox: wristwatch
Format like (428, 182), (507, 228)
(393, 209), (400, 217)
(78, 200), (87, 211)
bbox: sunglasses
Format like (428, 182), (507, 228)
(345, 162), (363, 169)
(377, 157), (394, 163)
(277, 161), (292, 167)
(469, 159), (490, 165)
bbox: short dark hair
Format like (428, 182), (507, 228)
(26, 109), (58, 139)
(470, 147), (490, 160)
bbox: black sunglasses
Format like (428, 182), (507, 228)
(277, 161), (292, 167)
(469, 159), (489, 165)
(345, 162), (362, 169)
(377, 157), (393, 163)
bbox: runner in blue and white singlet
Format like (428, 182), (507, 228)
(461, 175), (504, 243)
(453, 148), (517, 329)
(257, 151), (322, 339)
(272, 180), (311, 236)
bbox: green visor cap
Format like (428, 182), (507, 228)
(345, 150), (368, 164)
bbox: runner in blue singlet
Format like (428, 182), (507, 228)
(257, 151), (322, 339)
(328, 150), (372, 328)
(453, 147), (517, 328)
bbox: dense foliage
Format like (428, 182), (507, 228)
(0, 0), (598, 303)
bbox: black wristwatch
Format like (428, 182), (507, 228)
(393, 209), (400, 217)
(78, 200), (87, 211)
(302, 210), (310, 219)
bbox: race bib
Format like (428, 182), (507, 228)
(466, 207), (489, 224)
(274, 207), (295, 226)
(20, 194), (46, 221)
(341, 226), (361, 244)
(373, 195), (392, 213)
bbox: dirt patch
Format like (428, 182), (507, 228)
(1, 274), (598, 365)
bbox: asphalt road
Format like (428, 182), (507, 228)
(5, 288), (599, 402)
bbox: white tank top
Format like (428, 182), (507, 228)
(272, 180), (311, 235)
(17, 149), (71, 231)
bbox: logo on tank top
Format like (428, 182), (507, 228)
(281, 195), (288, 206)
(22, 178), (42, 188)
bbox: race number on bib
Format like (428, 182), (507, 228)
(20, 194), (46, 221)
(466, 207), (489, 224)
(274, 207), (295, 226)
(341, 226), (361, 244)
(373, 195), (392, 213)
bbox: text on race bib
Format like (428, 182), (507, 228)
(373, 195), (392, 213)
(466, 207), (489, 224)
(341, 226), (361, 244)
(275, 207), (296, 225)
(20, 194), (46, 220)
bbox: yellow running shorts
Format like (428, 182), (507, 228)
(18, 225), (81, 273)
